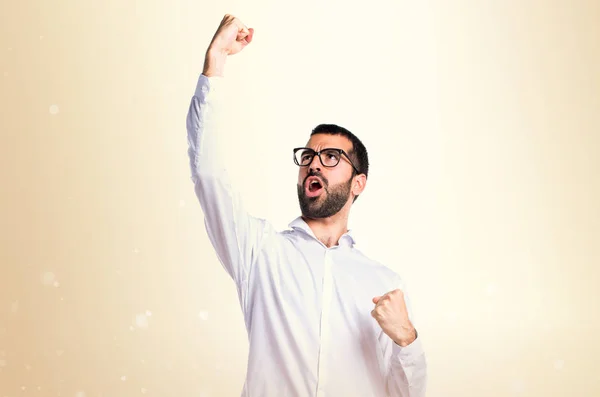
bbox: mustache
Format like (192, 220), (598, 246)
(303, 170), (328, 187)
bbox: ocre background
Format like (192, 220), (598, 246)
(1, 0), (599, 396)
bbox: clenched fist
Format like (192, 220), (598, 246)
(371, 289), (417, 347)
(203, 14), (254, 77)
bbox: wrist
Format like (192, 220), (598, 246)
(394, 328), (418, 347)
(203, 47), (228, 77)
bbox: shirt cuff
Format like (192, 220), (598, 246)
(391, 336), (425, 364)
(194, 73), (223, 100)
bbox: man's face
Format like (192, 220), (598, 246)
(296, 134), (357, 219)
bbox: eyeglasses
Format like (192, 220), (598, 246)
(293, 147), (360, 174)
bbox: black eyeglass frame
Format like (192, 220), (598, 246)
(293, 147), (360, 174)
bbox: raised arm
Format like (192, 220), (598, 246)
(186, 15), (268, 295)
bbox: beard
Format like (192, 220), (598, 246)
(297, 172), (353, 219)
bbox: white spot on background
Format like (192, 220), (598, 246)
(25, 364), (32, 371)
(54, 281), (60, 287)
(121, 375), (127, 381)
(56, 350), (64, 356)
(0, 359), (6, 367)
(135, 313), (149, 329)
(3, 71), (7, 77)
(145, 310), (152, 317)
(39, 35), (44, 40)
(129, 325), (135, 331)
(49, 104), (59, 115)
(198, 310), (209, 321)
(10, 301), (19, 313)
(75, 391), (86, 397)
(41, 271), (56, 286)
(133, 248), (139, 254)
(553, 359), (564, 370)
(141, 388), (147, 394)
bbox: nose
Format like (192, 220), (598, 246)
(307, 155), (321, 172)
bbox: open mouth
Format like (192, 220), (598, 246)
(305, 177), (324, 197)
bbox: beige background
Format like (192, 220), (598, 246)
(1, 0), (599, 396)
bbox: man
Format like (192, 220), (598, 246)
(186, 14), (427, 397)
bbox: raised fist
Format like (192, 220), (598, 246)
(208, 14), (254, 56)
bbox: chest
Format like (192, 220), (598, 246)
(248, 237), (395, 330)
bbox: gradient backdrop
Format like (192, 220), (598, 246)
(1, 0), (599, 396)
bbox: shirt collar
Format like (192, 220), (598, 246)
(287, 216), (356, 247)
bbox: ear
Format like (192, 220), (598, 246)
(352, 174), (367, 197)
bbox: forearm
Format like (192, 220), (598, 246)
(186, 73), (224, 182)
(386, 339), (427, 397)
(186, 48), (228, 178)
(189, 13), (251, 176)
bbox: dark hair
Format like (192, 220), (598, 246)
(310, 123), (369, 202)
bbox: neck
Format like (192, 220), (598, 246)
(302, 209), (350, 248)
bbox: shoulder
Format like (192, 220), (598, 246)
(350, 246), (404, 284)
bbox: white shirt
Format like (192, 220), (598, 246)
(186, 73), (427, 397)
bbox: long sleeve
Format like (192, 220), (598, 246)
(384, 336), (427, 396)
(186, 73), (270, 310)
(381, 278), (428, 396)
